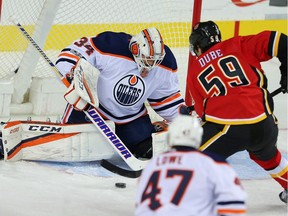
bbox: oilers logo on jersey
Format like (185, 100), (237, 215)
(114, 75), (145, 106)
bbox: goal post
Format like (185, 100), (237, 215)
(185, 0), (202, 106)
(11, 0), (62, 104)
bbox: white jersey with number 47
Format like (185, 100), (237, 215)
(135, 147), (247, 216)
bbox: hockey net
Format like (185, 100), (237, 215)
(0, 0), (194, 117)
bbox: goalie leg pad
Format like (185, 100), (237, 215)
(2, 121), (116, 162)
(152, 131), (169, 156)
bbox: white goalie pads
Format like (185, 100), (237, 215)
(73, 58), (99, 107)
(1, 121), (115, 162)
(1, 120), (169, 162)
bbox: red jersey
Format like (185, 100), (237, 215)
(186, 31), (283, 125)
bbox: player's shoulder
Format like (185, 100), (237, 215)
(159, 45), (177, 72)
(224, 30), (274, 44)
(91, 31), (133, 59)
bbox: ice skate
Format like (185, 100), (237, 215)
(279, 189), (288, 204)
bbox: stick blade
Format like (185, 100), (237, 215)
(101, 159), (142, 178)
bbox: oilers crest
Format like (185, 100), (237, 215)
(114, 75), (145, 106)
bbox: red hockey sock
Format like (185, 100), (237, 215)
(250, 150), (288, 189)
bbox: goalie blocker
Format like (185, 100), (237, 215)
(64, 59), (99, 111)
(0, 120), (168, 162)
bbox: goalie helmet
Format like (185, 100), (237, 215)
(167, 115), (203, 149)
(189, 21), (221, 56)
(129, 28), (166, 77)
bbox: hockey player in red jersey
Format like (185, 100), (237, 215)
(55, 28), (185, 159)
(186, 21), (287, 203)
(136, 115), (247, 216)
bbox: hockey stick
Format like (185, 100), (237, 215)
(271, 87), (283, 97)
(13, 20), (148, 174)
(101, 159), (142, 178)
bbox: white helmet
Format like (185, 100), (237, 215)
(167, 115), (203, 149)
(129, 27), (166, 77)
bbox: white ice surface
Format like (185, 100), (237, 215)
(0, 130), (287, 216)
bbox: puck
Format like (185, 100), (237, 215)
(115, 182), (126, 188)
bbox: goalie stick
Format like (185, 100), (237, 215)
(101, 159), (142, 178)
(12, 20), (148, 174)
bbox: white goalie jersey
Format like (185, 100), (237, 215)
(56, 32), (185, 124)
(135, 148), (247, 216)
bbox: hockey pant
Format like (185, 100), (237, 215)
(200, 114), (288, 190)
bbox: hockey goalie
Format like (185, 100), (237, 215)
(0, 59), (169, 164)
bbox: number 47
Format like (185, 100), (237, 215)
(140, 169), (193, 210)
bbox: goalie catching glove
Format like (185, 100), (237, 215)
(64, 81), (90, 111)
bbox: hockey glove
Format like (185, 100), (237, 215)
(178, 104), (195, 115)
(65, 66), (76, 84)
(152, 120), (169, 133)
(64, 82), (89, 111)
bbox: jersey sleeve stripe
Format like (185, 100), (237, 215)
(148, 91), (181, 102)
(268, 31), (281, 57)
(273, 32), (281, 57)
(268, 31), (276, 57)
(217, 209), (246, 215)
(218, 201), (245, 205)
(58, 52), (80, 61)
(149, 92), (182, 106)
(152, 99), (184, 112)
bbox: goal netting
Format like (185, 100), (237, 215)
(0, 0), (194, 117)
